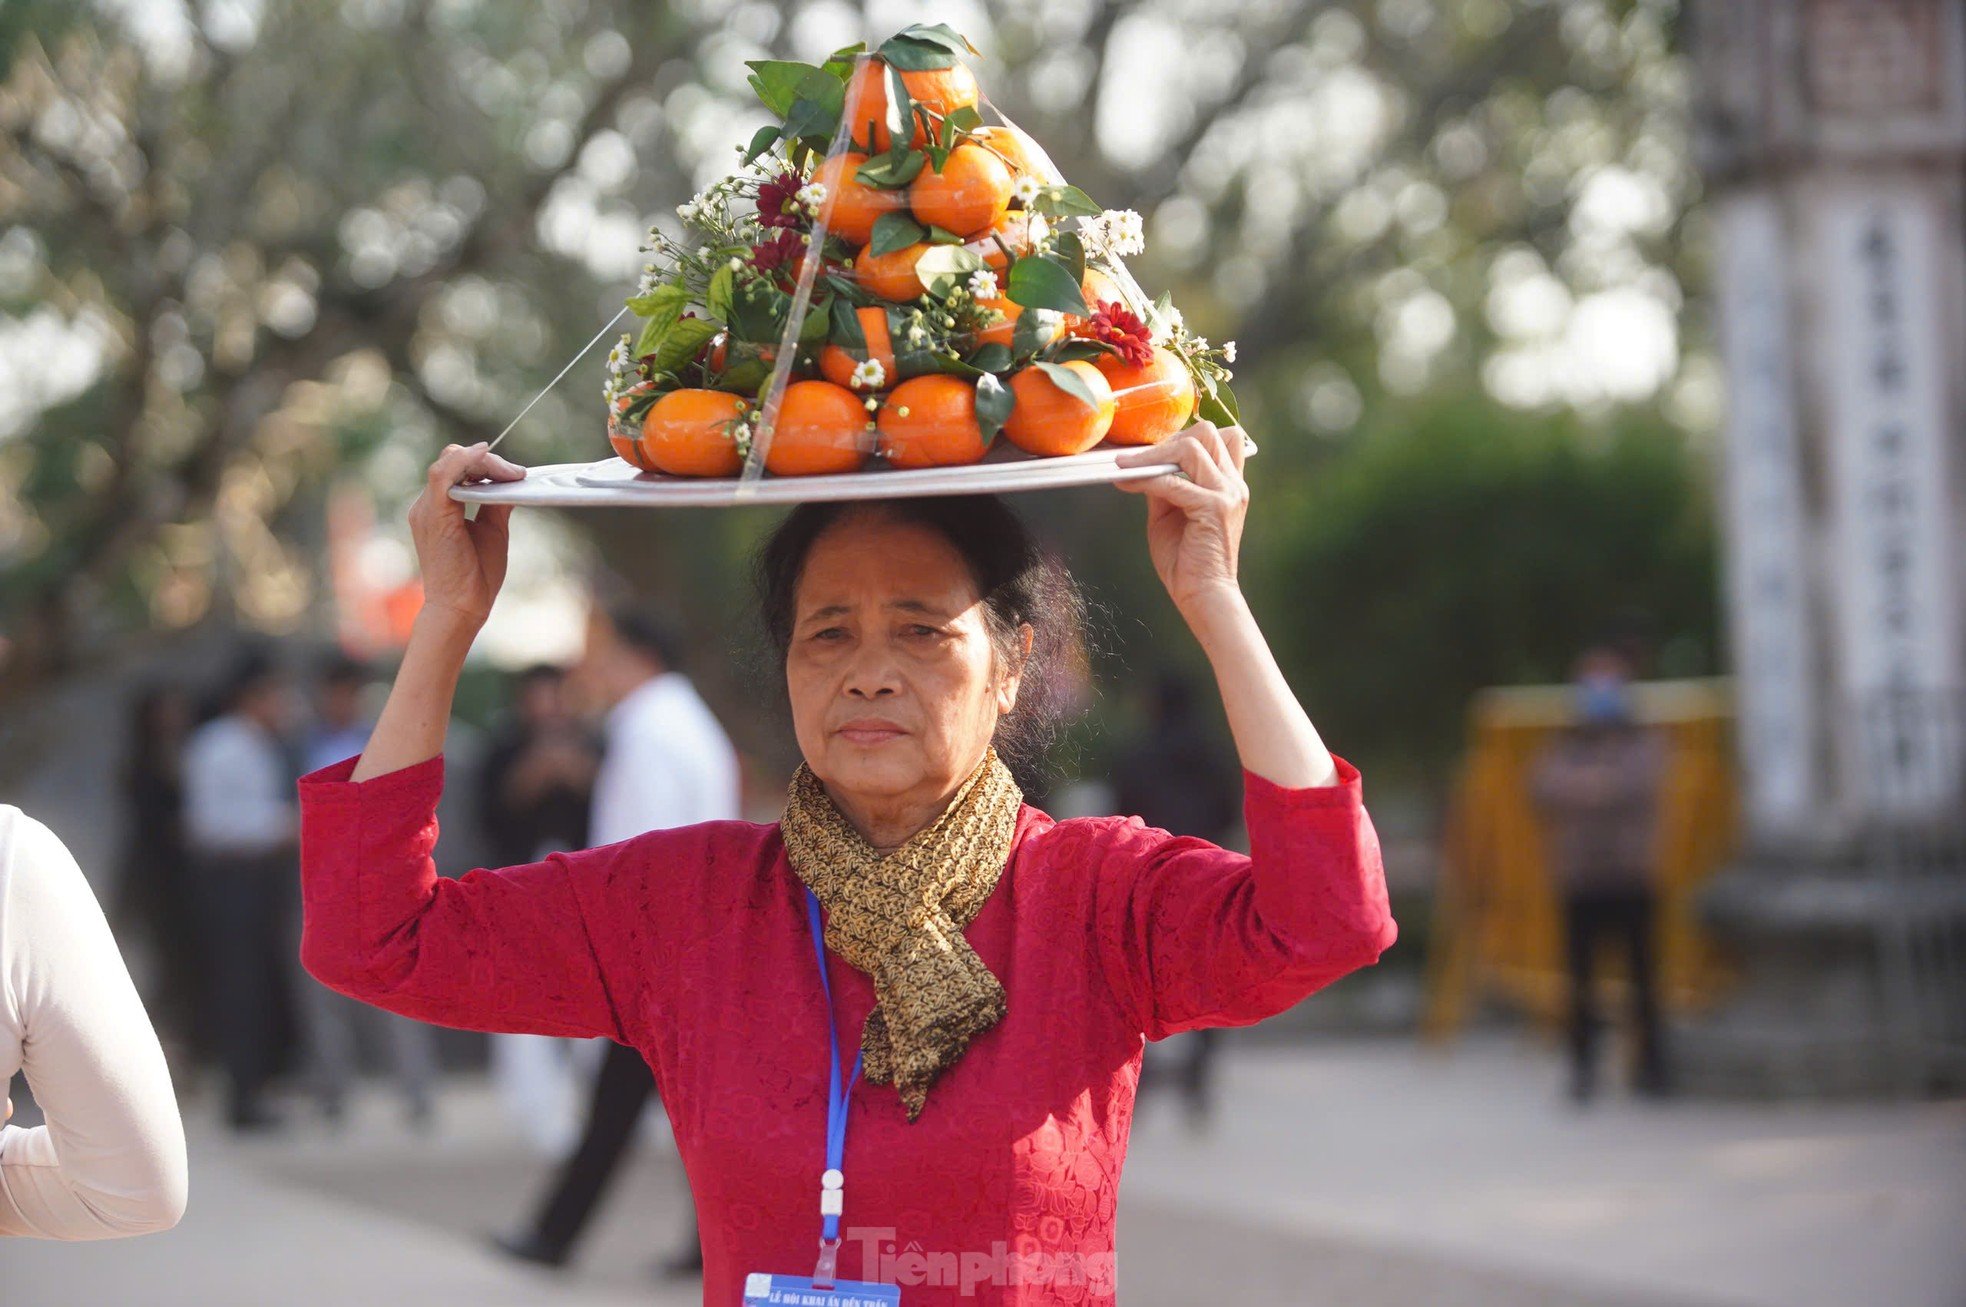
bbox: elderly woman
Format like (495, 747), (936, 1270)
(298, 421), (1394, 1303)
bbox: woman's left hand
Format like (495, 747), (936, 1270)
(1114, 421), (1250, 616)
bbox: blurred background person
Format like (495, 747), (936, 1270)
(182, 648), (299, 1132)
(493, 601), (739, 1279)
(295, 652), (439, 1129)
(112, 682), (200, 1063)
(1, 805), (188, 1239)
(477, 662), (601, 1156)
(1113, 669), (1242, 1132)
(1531, 644), (1672, 1105)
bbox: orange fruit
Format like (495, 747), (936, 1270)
(609, 380), (661, 471)
(764, 379), (870, 476)
(852, 241), (928, 302)
(640, 388), (748, 477)
(971, 296), (1062, 352)
(706, 332), (779, 373)
(1002, 361), (1116, 456)
(964, 211), (1047, 273)
(812, 152), (905, 245)
(1095, 346), (1196, 445)
(842, 58), (980, 153)
(909, 143), (1011, 239)
(972, 124), (1048, 180)
(1081, 266), (1127, 312)
(819, 306), (897, 390)
(877, 375), (989, 469)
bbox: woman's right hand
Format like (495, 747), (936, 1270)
(408, 443), (526, 629)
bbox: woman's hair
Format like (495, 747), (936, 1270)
(753, 495), (1087, 779)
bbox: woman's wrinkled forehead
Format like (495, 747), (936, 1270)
(792, 509), (985, 619)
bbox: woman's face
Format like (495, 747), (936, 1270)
(785, 511), (1023, 823)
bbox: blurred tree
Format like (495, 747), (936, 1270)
(0, 0), (1709, 797)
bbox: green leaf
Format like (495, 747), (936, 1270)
(797, 291), (832, 344)
(1010, 303), (1053, 358)
(706, 264), (736, 323)
(1051, 339), (1107, 364)
(821, 43), (867, 81)
(746, 60), (821, 117)
(973, 372), (1013, 444)
(887, 23), (977, 58)
(869, 211), (926, 256)
(854, 147), (926, 189)
(830, 295), (866, 349)
(914, 243), (987, 297)
(719, 357), (772, 392)
(1051, 229), (1086, 281)
(927, 352), (987, 378)
(944, 104), (982, 137)
(742, 124), (781, 165)
(1033, 360), (1102, 413)
(884, 61), (913, 144)
(925, 224), (964, 245)
(783, 95), (838, 146)
(877, 34), (959, 71)
(1006, 255), (1089, 315)
(1198, 375), (1241, 427)
(625, 281), (688, 320)
(967, 342), (1012, 372)
(1030, 183), (1103, 219)
(645, 317), (720, 376)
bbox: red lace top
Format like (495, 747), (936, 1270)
(297, 754), (1395, 1304)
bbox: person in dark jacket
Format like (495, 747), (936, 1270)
(1531, 646), (1672, 1104)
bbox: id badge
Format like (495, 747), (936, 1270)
(742, 1271), (901, 1305)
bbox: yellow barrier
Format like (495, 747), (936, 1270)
(1423, 678), (1741, 1042)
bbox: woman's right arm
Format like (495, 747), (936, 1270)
(299, 445), (626, 1041)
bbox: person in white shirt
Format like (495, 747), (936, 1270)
(182, 649), (298, 1131)
(1, 806), (188, 1239)
(494, 601), (739, 1278)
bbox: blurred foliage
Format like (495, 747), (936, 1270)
(0, 0), (1711, 799)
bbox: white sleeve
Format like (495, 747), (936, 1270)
(0, 813), (188, 1239)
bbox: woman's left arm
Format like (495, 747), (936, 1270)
(1115, 421), (1335, 788)
(1091, 424), (1393, 1040)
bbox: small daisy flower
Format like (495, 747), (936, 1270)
(728, 256), (744, 271)
(1222, 339), (1237, 363)
(635, 263), (661, 296)
(796, 181), (828, 213)
(1102, 209), (1145, 257)
(967, 269), (1000, 300)
(1013, 175), (1043, 205)
(676, 201), (699, 223)
(849, 358), (887, 390)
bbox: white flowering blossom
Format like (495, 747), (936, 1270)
(602, 332), (636, 403)
(796, 181), (829, 214)
(635, 263), (662, 296)
(1013, 175), (1043, 206)
(677, 200), (700, 223)
(849, 358), (887, 390)
(1102, 209), (1145, 257)
(966, 269), (1000, 301)
(1031, 308), (1064, 333)
(1221, 339), (1237, 363)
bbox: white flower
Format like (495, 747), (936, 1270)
(676, 201), (700, 223)
(635, 263), (661, 296)
(1101, 208), (1145, 257)
(728, 256), (744, 271)
(1221, 339), (1237, 363)
(1031, 308), (1063, 332)
(849, 358), (887, 390)
(966, 269), (1000, 300)
(796, 181), (829, 213)
(1013, 175), (1043, 205)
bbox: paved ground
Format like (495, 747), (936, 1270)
(6, 1035), (1961, 1306)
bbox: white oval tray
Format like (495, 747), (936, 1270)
(450, 436), (1255, 509)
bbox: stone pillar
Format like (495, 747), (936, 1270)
(1683, 0), (1966, 1095)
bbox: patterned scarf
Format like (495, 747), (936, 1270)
(780, 748), (1022, 1121)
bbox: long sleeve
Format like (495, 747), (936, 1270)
(297, 755), (626, 1041)
(1088, 755), (1396, 1041)
(0, 810), (188, 1240)
(182, 719), (293, 855)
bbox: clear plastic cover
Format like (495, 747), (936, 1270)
(601, 24), (1238, 495)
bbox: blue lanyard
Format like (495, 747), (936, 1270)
(805, 888), (862, 1246)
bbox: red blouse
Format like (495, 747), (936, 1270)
(297, 754), (1395, 1305)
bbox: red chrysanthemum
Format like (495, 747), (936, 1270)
(1072, 298), (1152, 367)
(755, 169), (808, 229)
(749, 228), (806, 274)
